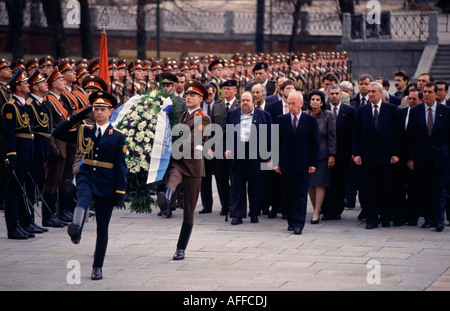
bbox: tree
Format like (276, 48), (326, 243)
(5, 0), (26, 59)
(137, 0), (147, 60)
(79, 0), (93, 59)
(41, 0), (68, 59)
(255, 0), (265, 53)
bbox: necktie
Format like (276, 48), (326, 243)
(207, 103), (211, 116)
(293, 116), (297, 133)
(427, 107), (433, 136)
(333, 106), (338, 119)
(284, 104), (289, 114)
(97, 127), (102, 141)
(361, 97), (366, 106)
(373, 105), (379, 128)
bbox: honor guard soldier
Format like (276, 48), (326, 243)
(52, 91), (127, 280)
(25, 71), (52, 234)
(0, 58), (12, 210)
(114, 58), (129, 106)
(157, 80), (211, 261)
(288, 55), (307, 97)
(42, 69), (69, 228)
(2, 69), (38, 239)
(208, 59), (225, 101)
(88, 58), (100, 76)
(128, 59), (144, 96)
(38, 55), (55, 78)
(25, 58), (39, 77)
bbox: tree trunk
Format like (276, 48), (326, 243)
(255, 0), (265, 54)
(289, 0), (302, 53)
(5, 0), (26, 59)
(137, 0), (147, 60)
(79, 0), (93, 59)
(41, 0), (68, 59)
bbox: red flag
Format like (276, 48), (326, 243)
(98, 30), (110, 93)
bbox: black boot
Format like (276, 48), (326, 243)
(92, 237), (108, 280)
(58, 191), (73, 223)
(157, 187), (174, 217)
(42, 193), (65, 228)
(67, 206), (86, 244)
(173, 222), (193, 260)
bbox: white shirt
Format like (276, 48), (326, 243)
(240, 109), (254, 142)
(95, 123), (110, 138)
(331, 102), (342, 117)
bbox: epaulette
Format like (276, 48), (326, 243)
(113, 128), (124, 134)
(26, 97), (33, 105)
(194, 110), (206, 117)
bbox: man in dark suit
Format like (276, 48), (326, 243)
(245, 62), (276, 97)
(406, 82), (450, 232)
(347, 74), (374, 212)
(436, 81), (450, 106)
(275, 91), (319, 235)
(394, 88), (422, 226)
(265, 76), (287, 106)
(352, 82), (401, 229)
(264, 79), (296, 218)
(207, 80), (240, 217)
(322, 84), (355, 220)
(376, 77), (401, 106)
(224, 91), (272, 225)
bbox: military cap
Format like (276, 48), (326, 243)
(75, 64), (89, 79)
(76, 58), (89, 66)
(89, 90), (118, 109)
(179, 61), (189, 72)
(46, 69), (63, 86)
(58, 60), (74, 74)
(0, 57), (10, 70)
(221, 79), (237, 88)
(128, 59), (143, 72)
(252, 62), (268, 72)
(81, 75), (108, 91)
(108, 59), (117, 70)
(27, 70), (46, 86)
(184, 80), (208, 100)
(155, 73), (178, 85)
(88, 58), (100, 74)
(208, 59), (224, 72)
(10, 59), (26, 73)
(116, 58), (127, 69)
(25, 58), (39, 71)
(6, 68), (28, 88)
(290, 55), (301, 64)
(38, 55), (55, 68)
(151, 61), (162, 71)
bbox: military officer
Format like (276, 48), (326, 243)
(0, 58), (13, 211)
(208, 59), (225, 101)
(52, 91), (127, 281)
(288, 55), (307, 97)
(2, 69), (36, 239)
(25, 71), (52, 233)
(157, 80), (211, 261)
(38, 55), (55, 78)
(42, 69), (69, 228)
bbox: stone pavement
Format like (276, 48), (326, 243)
(1, 183), (450, 292)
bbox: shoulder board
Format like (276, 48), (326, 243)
(7, 98), (15, 105)
(26, 97), (33, 105)
(113, 128), (124, 134)
(194, 110), (206, 117)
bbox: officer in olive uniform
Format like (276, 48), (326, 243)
(208, 59), (225, 101)
(2, 69), (36, 239)
(157, 80), (211, 261)
(52, 91), (127, 281)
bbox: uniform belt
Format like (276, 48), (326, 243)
(83, 159), (115, 169)
(16, 133), (34, 139)
(34, 132), (51, 138)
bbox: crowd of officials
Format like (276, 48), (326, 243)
(1, 51), (450, 247)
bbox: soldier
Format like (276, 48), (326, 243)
(128, 59), (144, 96)
(42, 69), (69, 228)
(2, 69), (36, 239)
(157, 80), (211, 261)
(25, 71), (52, 234)
(25, 58), (39, 77)
(0, 58), (12, 211)
(288, 55), (307, 97)
(208, 59), (225, 101)
(88, 58), (100, 76)
(245, 62), (277, 96)
(52, 91), (127, 280)
(113, 58), (129, 106)
(38, 55), (55, 78)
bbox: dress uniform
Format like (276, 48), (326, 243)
(0, 58), (12, 211)
(208, 59), (224, 101)
(26, 71), (52, 233)
(1, 69), (36, 239)
(52, 91), (127, 280)
(157, 80), (211, 261)
(42, 69), (69, 228)
(288, 55), (307, 97)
